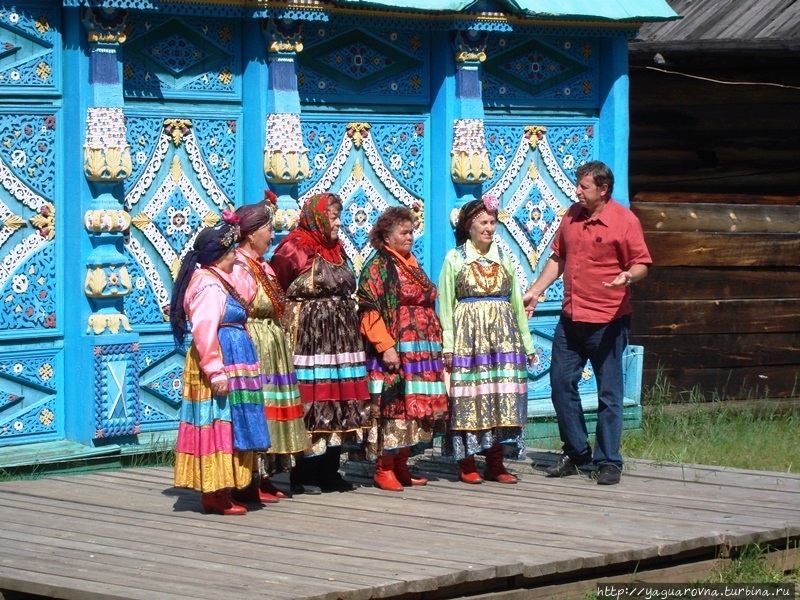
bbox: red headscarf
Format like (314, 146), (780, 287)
(275, 193), (343, 263)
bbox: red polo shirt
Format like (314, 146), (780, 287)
(551, 199), (652, 323)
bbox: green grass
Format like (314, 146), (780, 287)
(621, 368), (800, 473)
(705, 543), (800, 585)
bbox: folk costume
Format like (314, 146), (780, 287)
(438, 197), (535, 484)
(358, 245), (448, 488)
(271, 193), (371, 493)
(170, 220), (270, 515)
(233, 197), (308, 500)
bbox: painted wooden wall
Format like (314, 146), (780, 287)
(0, 1), (639, 464)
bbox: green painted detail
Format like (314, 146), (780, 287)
(525, 405), (642, 446)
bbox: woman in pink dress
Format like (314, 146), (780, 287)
(170, 214), (270, 515)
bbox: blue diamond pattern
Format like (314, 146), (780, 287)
(141, 364), (183, 407)
(484, 40), (589, 96)
(342, 191), (380, 252)
(152, 190), (202, 254)
(300, 30), (420, 92)
(143, 34), (208, 76)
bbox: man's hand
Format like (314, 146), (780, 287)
(523, 288), (541, 317)
(602, 271), (633, 288)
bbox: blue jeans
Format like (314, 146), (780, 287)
(549, 315), (630, 470)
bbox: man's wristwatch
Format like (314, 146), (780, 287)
(623, 273), (633, 286)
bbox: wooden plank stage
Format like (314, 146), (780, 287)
(0, 452), (799, 600)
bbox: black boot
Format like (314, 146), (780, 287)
(318, 446), (355, 492)
(289, 455), (322, 495)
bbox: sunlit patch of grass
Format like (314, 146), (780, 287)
(622, 366), (800, 473)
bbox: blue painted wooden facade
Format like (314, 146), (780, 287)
(0, 0), (676, 466)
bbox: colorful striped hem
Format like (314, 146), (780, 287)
(265, 404), (304, 421)
(296, 365), (368, 381)
(175, 421), (234, 456)
(294, 351), (367, 366)
(405, 380), (447, 395)
(449, 382), (528, 397)
(452, 352), (525, 368)
(398, 341), (443, 353)
(452, 368), (529, 382)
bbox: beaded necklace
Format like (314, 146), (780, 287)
(471, 259), (501, 293)
(241, 254), (286, 319)
(394, 256), (434, 293)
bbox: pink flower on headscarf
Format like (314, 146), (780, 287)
(221, 208), (240, 226)
(482, 193), (499, 212)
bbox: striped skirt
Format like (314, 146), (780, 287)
(446, 298), (528, 461)
(173, 323), (269, 492)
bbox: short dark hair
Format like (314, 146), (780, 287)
(575, 161), (614, 196)
(369, 206), (414, 250)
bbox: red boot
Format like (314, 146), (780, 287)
(394, 448), (427, 486)
(260, 476), (291, 499)
(200, 490), (247, 515)
(373, 455), (404, 491)
(231, 479), (280, 504)
(484, 443), (518, 484)
(458, 456), (483, 484)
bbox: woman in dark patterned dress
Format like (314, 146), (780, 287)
(271, 193), (371, 494)
(438, 196), (536, 485)
(357, 206), (448, 491)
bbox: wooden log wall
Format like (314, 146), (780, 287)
(627, 51), (800, 197)
(629, 192), (800, 399)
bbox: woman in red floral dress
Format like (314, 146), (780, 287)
(357, 206), (448, 491)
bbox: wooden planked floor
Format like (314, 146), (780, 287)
(0, 452), (799, 600)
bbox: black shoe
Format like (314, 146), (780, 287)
(319, 473), (356, 493)
(545, 454), (590, 477)
(289, 482), (322, 495)
(596, 465), (621, 485)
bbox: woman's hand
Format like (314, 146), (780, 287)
(443, 353), (453, 371)
(382, 347), (401, 373)
(211, 378), (229, 397)
(527, 354), (536, 368)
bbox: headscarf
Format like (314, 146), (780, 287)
(454, 194), (499, 246)
(236, 191), (276, 238)
(274, 192), (343, 263)
(169, 211), (240, 347)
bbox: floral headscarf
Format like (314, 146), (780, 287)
(169, 210), (240, 347)
(275, 192), (343, 263)
(454, 194), (499, 246)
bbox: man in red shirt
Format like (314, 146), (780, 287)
(523, 161), (652, 485)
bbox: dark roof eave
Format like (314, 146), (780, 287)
(629, 38), (800, 56)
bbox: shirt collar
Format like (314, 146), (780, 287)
(463, 239), (502, 264)
(578, 198), (617, 226)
